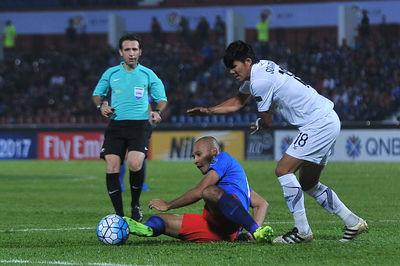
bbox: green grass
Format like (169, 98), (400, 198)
(0, 160), (399, 265)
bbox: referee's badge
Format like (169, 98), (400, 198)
(134, 87), (144, 99)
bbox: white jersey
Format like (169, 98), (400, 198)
(239, 60), (334, 128)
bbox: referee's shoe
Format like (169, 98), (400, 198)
(132, 205), (143, 222)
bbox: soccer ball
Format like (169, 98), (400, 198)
(96, 214), (130, 245)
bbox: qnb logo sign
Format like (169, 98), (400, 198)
(365, 137), (400, 156)
(346, 135), (362, 158)
(280, 136), (293, 155)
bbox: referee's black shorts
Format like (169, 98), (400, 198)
(100, 120), (152, 161)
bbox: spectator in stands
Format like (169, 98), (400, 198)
(256, 11), (270, 43)
(214, 15), (226, 56)
(65, 18), (77, 49)
(196, 16), (210, 47)
(178, 16), (190, 44)
(357, 9), (370, 48)
(2, 20), (17, 60)
(49, 72), (66, 87)
(256, 11), (270, 58)
(151, 17), (163, 47)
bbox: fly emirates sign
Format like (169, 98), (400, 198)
(38, 132), (104, 160)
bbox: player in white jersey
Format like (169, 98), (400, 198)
(187, 40), (368, 244)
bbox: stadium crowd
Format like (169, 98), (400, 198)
(0, 24), (399, 125)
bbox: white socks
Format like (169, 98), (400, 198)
(278, 174), (311, 235)
(279, 174), (360, 232)
(305, 182), (359, 227)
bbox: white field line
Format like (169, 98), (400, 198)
(2, 174), (97, 182)
(0, 260), (135, 266)
(0, 219), (398, 233)
(0, 227), (94, 233)
(264, 219), (400, 225)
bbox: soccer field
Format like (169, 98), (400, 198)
(0, 160), (399, 265)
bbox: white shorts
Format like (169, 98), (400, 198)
(285, 110), (340, 165)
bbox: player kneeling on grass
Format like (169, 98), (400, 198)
(124, 136), (273, 243)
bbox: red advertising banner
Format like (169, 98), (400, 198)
(38, 132), (104, 160)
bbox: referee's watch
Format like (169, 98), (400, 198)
(155, 109), (162, 116)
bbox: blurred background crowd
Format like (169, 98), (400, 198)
(0, 0), (399, 126)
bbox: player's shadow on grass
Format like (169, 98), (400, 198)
(125, 239), (196, 246)
(124, 239), (271, 246)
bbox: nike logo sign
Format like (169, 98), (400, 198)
(144, 147), (148, 151)
(113, 78), (120, 82)
(108, 189), (119, 195)
(131, 185), (142, 189)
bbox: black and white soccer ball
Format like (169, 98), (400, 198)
(96, 214), (130, 245)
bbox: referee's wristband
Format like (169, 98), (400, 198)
(96, 103), (103, 110)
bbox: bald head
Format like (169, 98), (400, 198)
(195, 136), (220, 153)
(192, 136), (221, 174)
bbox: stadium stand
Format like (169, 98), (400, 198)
(0, 4), (399, 126)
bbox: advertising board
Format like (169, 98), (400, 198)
(38, 132), (104, 160)
(0, 133), (37, 160)
(274, 129), (400, 162)
(151, 130), (244, 161)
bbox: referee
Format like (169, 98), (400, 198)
(92, 33), (167, 221)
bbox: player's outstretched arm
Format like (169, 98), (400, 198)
(250, 190), (269, 227)
(187, 92), (250, 116)
(186, 106), (212, 116)
(149, 171), (219, 211)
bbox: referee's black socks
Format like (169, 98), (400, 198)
(129, 167), (145, 208)
(106, 173), (124, 217)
